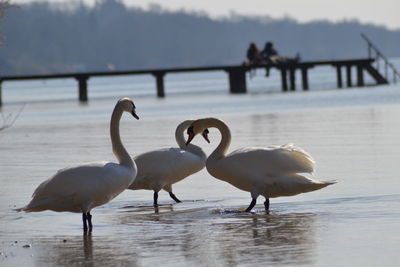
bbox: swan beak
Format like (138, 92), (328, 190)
(131, 111), (139, 120)
(202, 129), (210, 143)
(186, 132), (195, 146)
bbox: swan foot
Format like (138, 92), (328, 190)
(245, 198), (257, 212)
(153, 191), (159, 207)
(82, 212), (93, 233)
(169, 192), (182, 203)
(264, 198), (270, 211)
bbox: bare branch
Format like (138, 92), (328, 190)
(0, 104), (25, 131)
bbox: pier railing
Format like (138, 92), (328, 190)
(361, 32), (400, 83)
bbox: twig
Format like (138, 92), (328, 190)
(0, 103), (25, 131)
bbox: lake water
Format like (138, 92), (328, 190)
(1, 64), (400, 266)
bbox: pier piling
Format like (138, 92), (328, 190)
(153, 72), (166, 97)
(336, 65), (343, 88)
(76, 75), (89, 102)
(346, 65), (352, 87)
(357, 65), (364, 86)
(280, 68), (288, 91)
(227, 68), (247, 93)
(0, 81), (2, 107)
(289, 68), (296, 91)
(301, 67), (309, 90)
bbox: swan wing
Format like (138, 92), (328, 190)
(25, 161), (133, 212)
(226, 144), (315, 176)
(207, 156), (332, 198)
(131, 147), (205, 189)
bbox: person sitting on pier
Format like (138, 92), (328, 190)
(246, 42), (264, 66)
(262, 41), (300, 76)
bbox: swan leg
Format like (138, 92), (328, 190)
(169, 192), (181, 203)
(82, 212), (93, 233)
(82, 213), (88, 232)
(264, 198), (270, 211)
(87, 212), (93, 232)
(245, 198), (257, 212)
(153, 191), (159, 207)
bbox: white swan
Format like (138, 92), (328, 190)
(128, 120), (208, 207)
(18, 98), (139, 232)
(186, 117), (335, 212)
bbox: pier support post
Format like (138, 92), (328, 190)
(346, 65), (352, 87)
(336, 65), (343, 88)
(0, 80), (2, 107)
(289, 68), (296, 91)
(301, 68), (309, 90)
(280, 68), (288, 91)
(357, 65), (364, 87)
(227, 68), (247, 93)
(153, 72), (166, 98)
(76, 75), (89, 102)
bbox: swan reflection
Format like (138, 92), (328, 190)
(180, 211), (317, 265)
(83, 234), (93, 265)
(33, 233), (139, 266)
(112, 205), (318, 266)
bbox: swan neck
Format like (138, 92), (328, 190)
(209, 119), (231, 160)
(110, 105), (134, 167)
(175, 120), (206, 158)
(175, 120), (191, 149)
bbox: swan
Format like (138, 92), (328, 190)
(128, 120), (208, 207)
(186, 117), (335, 212)
(18, 98), (139, 232)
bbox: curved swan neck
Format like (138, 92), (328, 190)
(175, 120), (192, 149)
(206, 118), (231, 160)
(110, 104), (134, 167)
(176, 120), (206, 158)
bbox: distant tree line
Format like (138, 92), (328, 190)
(0, 0), (399, 75)
(0, 0), (12, 44)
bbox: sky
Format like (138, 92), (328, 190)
(12, 0), (400, 30)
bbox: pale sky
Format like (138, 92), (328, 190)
(12, 0), (400, 30)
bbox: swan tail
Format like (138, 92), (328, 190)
(16, 198), (56, 212)
(14, 205), (40, 212)
(303, 179), (336, 192)
(321, 180), (337, 186)
(16, 203), (46, 212)
(266, 175), (336, 198)
(14, 207), (25, 212)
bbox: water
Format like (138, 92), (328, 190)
(1, 65), (400, 266)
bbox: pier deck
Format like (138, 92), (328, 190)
(0, 58), (388, 106)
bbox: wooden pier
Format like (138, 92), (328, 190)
(0, 58), (389, 106)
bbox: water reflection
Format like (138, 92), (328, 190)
(83, 234), (93, 266)
(120, 203), (175, 218)
(33, 233), (140, 267)
(184, 212), (317, 266)
(109, 207), (318, 266)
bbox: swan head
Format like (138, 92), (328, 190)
(118, 97), (139, 120)
(186, 120), (210, 146)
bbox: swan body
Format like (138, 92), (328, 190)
(19, 98), (139, 232)
(186, 117), (335, 211)
(129, 120), (207, 206)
